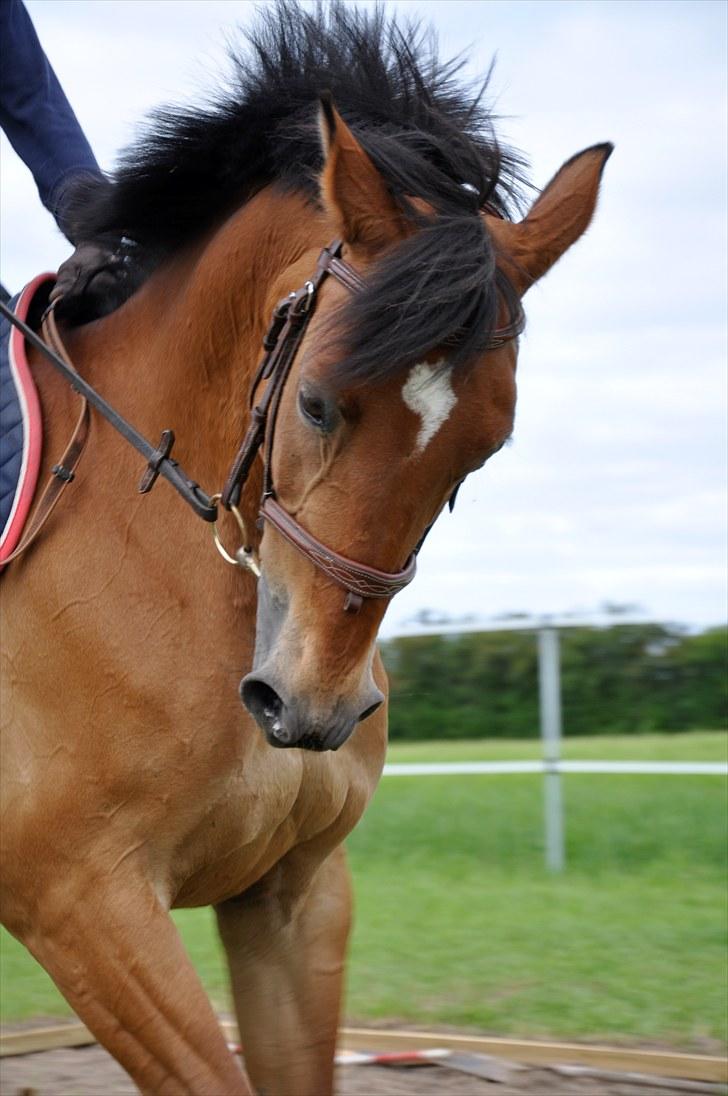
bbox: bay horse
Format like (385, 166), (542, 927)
(0, 4), (611, 1093)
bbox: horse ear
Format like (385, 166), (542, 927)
(319, 94), (405, 255)
(486, 143), (613, 295)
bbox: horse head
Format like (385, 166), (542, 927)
(241, 103), (612, 751)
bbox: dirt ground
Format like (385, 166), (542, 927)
(0, 1043), (723, 1096)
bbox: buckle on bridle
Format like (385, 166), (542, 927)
(263, 299), (292, 352)
(288, 280), (315, 323)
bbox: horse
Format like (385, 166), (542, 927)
(0, 4), (611, 1093)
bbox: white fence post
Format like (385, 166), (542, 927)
(538, 626), (565, 872)
(381, 617), (725, 867)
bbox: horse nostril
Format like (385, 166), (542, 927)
(358, 696), (384, 723)
(242, 674), (382, 748)
(241, 677), (286, 737)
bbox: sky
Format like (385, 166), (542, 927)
(1, 0), (726, 636)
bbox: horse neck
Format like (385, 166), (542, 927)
(63, 188), (326, 503)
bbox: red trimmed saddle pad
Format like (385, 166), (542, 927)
(0, 274), (55, 564)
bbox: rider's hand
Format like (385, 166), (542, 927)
(50, 241), (132, 323)
(50, 173), (137, 324)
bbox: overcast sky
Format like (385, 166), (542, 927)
(1, 0), (726, 635)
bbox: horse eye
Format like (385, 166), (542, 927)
(299, 390), (327, 429)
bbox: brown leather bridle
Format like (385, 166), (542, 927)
(220, 240), (417, 613)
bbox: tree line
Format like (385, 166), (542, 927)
(378, 623), (727, 739)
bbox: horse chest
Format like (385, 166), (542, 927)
(165, 745), (378, 907)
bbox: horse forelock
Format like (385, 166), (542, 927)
(327, 211), (524, 387)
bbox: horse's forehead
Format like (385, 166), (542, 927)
(400, 361), (457, 454)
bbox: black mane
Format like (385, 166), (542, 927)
(63, 0), (528, 378)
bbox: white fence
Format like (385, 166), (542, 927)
(380, 620), (727, 871)
(384, 760), (727, 776)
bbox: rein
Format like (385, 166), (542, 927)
(0, 238), (513, 611)
(0, 300), (217, 521)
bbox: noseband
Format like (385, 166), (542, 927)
(220, 240), (416, 614)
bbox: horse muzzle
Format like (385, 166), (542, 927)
(240, 672), (383, 751)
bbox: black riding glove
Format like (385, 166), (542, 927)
(49, 173), (138, 324)
(50, 241), (130, 322)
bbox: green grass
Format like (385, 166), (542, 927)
(348, 868), (724, 1045)
(1, 732), (726, 1048)
(345, 770), (726, 1046)
(385, 730), (728, 763)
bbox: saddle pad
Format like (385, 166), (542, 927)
(0, 274), (54, 564)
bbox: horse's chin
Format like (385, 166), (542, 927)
(263, 729), (344, 752)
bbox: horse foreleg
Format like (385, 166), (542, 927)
(12, 870), (251, 1095)
(215, 845), (352, 1096)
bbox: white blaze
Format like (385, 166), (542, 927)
(401, 361), (457, 454)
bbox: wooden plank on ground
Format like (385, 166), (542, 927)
(1, 1019), (726, 1083)
(336, 1027), (728, 1083)
(0, 1022), (95, 1057)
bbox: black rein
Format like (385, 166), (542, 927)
(0, 297), (218, 522)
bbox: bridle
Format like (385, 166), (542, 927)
(0, 235), (516, 612)
(217, 239), (418, 613)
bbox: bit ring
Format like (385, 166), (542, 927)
(210, 494), (261, 577)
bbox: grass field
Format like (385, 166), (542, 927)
(385, 730), (728, 763)
(1, 732), (726, 1049)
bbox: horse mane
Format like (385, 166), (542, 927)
(62, 0), (528, 380)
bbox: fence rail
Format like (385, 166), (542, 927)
(383, 760), (728, 776)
